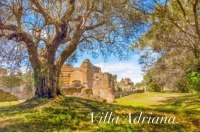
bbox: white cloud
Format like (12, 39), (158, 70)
(19, 66), (31, 74)
(95, 62), (143, 83)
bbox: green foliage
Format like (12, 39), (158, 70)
(178, 86), (189, 93)
(0, 75), (22, 103)
(134, 82), (144, 88)
(22, 71), (34, 92)
(143, 73), (161, 92)
(132, 0), (200, 92)
(0, 74), (23, 103)
(0, 75), (22, 88)
(147, 81), (161, 92)
(186, 71), (200, 96)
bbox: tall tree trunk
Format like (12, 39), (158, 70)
(34, 64), (61, 98)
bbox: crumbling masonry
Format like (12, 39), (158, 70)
(60, 59), (118, 103)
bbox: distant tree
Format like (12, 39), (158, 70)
(0, 75), (22, 89)
(132, 0), (200, 91)
(187, 71), (200, 96)
(0, 75), (22, 104)
(22, 70), (35, 95)
(0, 0), (146, 98)
(142, 69), (162, 92)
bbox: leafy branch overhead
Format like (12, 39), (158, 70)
(132, 0), (200, 93)
(0, 0), (145, 98)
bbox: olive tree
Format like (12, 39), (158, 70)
(0, 0), (145, 98)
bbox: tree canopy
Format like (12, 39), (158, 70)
(0, 0), (146, 98)
(132, 0), (200, 93)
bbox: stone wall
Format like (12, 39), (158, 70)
(60, 59), (142, 103)
(73, 93), (104, 102)
(92, 72), (117, 103)
(60, 59), (101, 89)
(118, 78), (134, 91)
(61, 80), (85, 95)
(60, 59), (118, 103)
(114, 90), (136, 98)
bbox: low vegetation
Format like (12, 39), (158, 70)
(0, 89), (18, 102)
(0, 92), (199, 132)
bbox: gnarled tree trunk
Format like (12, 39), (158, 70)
(34, 65), (61, 98)
(0, 0), (142, 99)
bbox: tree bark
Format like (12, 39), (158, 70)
(34, 64), (61, 98)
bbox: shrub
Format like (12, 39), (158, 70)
(187, 71), (200, 97)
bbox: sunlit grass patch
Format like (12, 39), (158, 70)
(115, 92), (193, 108)
(0, 93), (199, 132)
(0, 101), (19, 107)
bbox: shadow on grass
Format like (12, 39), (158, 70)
(0, 97), (50, 117)
(152, 94), (200, 114)
(0, 95), (199, 132)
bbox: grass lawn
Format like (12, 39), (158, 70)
(0, 101), (20, 107)
(116, 91), (200, 110)
(0, 92), (199, 132)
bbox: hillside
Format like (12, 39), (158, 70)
(0, 89), (18, 102)
(0, 92), (199, 132)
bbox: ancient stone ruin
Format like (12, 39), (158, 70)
(92, 72), (117, 103)
(119, 78), (134, 91)
(0, 59), (138, 103)
(60, 59), (136, 103)
(60, 59), (101, 89)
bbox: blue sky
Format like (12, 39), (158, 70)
(73, 53), (144, 84)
